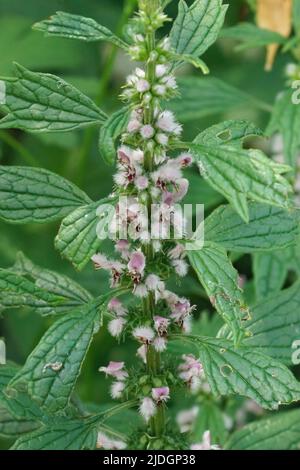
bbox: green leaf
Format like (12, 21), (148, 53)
(170, 77), (258, 122)
(170, 0), (228, 59)
(193, 401), (228, 445)
(0, 165), (91, 223)
(0, 404), (39, 438)
(195, 120), (263, 147)
(8, 296), (110, 413)
(266, 89), (300, 168)
(0, 364), (43, 422)
(0, 269), (67, 315)
(33, 11), (128, 50)
(11, 415), (98, 450)
(179, 336), (300, 409)
(191, 143), (292, 222)
(221, 23), (286, 50)
(253, 242), (300, 300)
(0, 63), (107, 132)
(55, 196), (116, 271)
(168, 51), (210, 74)
(99, 107), (130, 165)
(245, 282), (300, 364)
(226, 409), (300, 449)
(205, 204), (299, 252)
(187, 243), (250, 345)
(12, 252), (93, 307)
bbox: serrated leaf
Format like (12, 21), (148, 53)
(205, 203), (299, 252)
(179, 336), (300, 409)
(0, 63), (107, 132)
(99, 107), (130, 165)
(8, 295), (111, 413)
(170, 77), (257, 122)
(55, 196), (116, 271)
(245, 282), (300, 364)
(221, 22), (286, 50)
(0, 165), (91, 223)
(187, 243), (249, 345)
(195, 120), (263, 147)
(266, 89), (300, 168)
(253, 242), (300, 300)
(33, 11), (128, 50)
(191, 143), (292, 222)
(12, 252), (93, 307)
(0, 404), (39, 438)
(11, 415), (98, 450)
(0, 269), (67, 315)
(0, 364), (43, 423)
(170, 0), (228, 59)
(226, 409), (300, 449)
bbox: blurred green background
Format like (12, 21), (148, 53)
(0, 0), (292, 449)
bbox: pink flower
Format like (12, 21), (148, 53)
(172, 259), (188, 277)
(163, 75), (177, 90)
(176, 153), (193, 167)
(117, 145), (132, 165)
(156, 110), (182, 136)
(139, 397), (156, 422)
(168, 244), (185, 260)
(128, 251), (146, 276)
(154, 316), (170, 335)
(137, 344), (147, 363)
(135, 175), (149, 190)
(156, 133), (169, 146)
(153, 84), (167, 96)
(133, 283), (148, 298)
(108, 298), (128, 317)
(145, 275), (165, 301)
(115, 240), (130, 260)
(140, 124), (155, 140)
(170, 298), (195, 324)
(108, 318), (126, 337)
(156, 64), (168, 78)
(178, 355), (204, 387)
(99, 361), (128, 381)
(190, 431), (221, 451)
(97, 432), (126, 450)
(152, 386), (170, 403)
(136, 79), (150, 93)
(127, 119), (141, 133)
(153, 336), (167, 352)
(91, 253), (111, 270)
(110, 381), (126, 399)
(132, 326), (155, 344)
(176, 406), (199, 433)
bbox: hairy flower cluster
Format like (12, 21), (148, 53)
(92, 5), (215, 448)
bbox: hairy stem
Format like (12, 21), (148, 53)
(141, 0), (166, 439)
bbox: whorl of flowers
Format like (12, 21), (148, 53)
(94, 2), (200, 445)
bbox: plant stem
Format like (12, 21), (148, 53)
(76, 0), (138, 186)
(141, 0), (166, 440)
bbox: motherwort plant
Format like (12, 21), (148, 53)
(1, 0), (300, 450)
